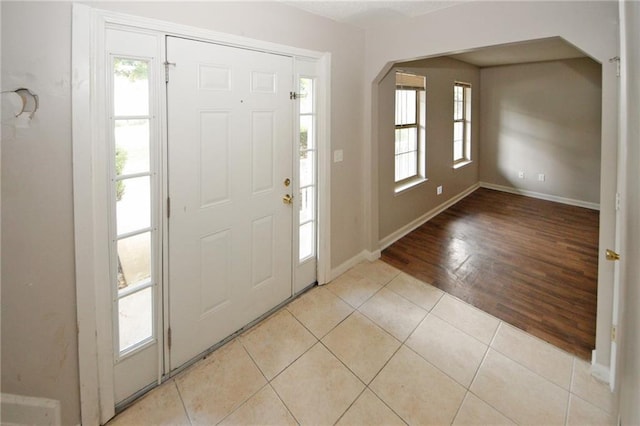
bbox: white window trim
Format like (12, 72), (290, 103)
(394, 75), (426, 194)
(72, 5), (331, 424)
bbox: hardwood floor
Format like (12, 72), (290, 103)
(381, 188), (599, 360)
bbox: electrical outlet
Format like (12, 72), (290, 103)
(518, 171), (525, 179)
(437, 185), (443, 195)
(333, 149), (343, 163)
(538, 173), (545, 182)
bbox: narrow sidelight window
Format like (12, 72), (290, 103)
(453, 82), (472, 164)
(395, 72), (426, 187)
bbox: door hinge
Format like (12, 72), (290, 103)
(167, 197), (171, 218)
(164, 61), (176, 83)
(290, 91), (297, 100)
(168, 327), (172, 349)
(609, 56), (620, 77)
(611, 325), (617, 342)
(615, 193), (621, 211)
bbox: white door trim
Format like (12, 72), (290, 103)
(72, 5), (331, 424)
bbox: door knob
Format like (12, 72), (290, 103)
(605, 249), (620, 261)
(282, 194), (293, 205)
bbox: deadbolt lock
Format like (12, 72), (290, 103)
(284, 178), (291, 187)
(605, 249), (620, 261)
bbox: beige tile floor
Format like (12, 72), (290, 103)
(109, 260), (617, 426)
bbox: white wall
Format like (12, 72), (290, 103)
(378, 57), (480, 241)
(618, 0), (640, 423)
(1, 2), (365, 424)
(480, 58), (602, 205)
(364, 0), (619, 371)
(1, 3), (80, 425)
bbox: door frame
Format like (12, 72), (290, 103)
(72, 4), (331, 424)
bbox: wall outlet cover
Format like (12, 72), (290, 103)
(518, 171), (525, 179)
(437, 185), (443, 195)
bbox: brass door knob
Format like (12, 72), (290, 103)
(282, 194), (293, 205)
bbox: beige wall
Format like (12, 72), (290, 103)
(1, 3), (80, 425)
(378, 57), (480, 241)
(479, 58), (602, 204)
(619, 0), (640, 423)
(1, 2), (364, 424)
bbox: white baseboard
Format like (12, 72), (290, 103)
(1, 393), (61, 426)
(591, 349), (611, 384)
(479, 182), (600, 211)
(379, 182), (480, 250)
(591, 362), (611, 383)
(329, 249), (381, 282)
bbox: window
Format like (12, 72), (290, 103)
(453, 82), (472, 165)
(110, 57), (157, 358)
(395, 72), (426, 187)
(298, 77), (316, 262)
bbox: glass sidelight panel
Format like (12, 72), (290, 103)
(298, 77), (316, 262)
(117, 232), (151, 291)
(118, 287), (153, 352)
(111, 56), (156, 358)
(115, 119), (150, 176)
(116, 176), (151, 236)
(114, 59), (149, 116)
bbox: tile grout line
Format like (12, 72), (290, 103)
(231, 338), (303, 425)
(331, 386), (368, 425)
(450, 390), (470, 425)
(267, 382), (302, 425)
(172, 379), (195, 426)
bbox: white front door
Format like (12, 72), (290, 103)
(166, 36), (294, 369)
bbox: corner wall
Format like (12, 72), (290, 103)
(618, 0), (640, 423)
(479, 58), (602, 206)
(378, 57), (480, 241)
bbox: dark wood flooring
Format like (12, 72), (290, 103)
(382, 188), (599, 360)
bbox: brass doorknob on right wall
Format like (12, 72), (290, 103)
(606, 249), (620, 261)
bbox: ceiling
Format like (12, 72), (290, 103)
(283, 1), (464, 29)
(284, 1), (588, 67)
(447, 37), (587, 67)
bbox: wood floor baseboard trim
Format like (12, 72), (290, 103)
(479, 182), (600, 211)
(379, 182), (481, 250)
(329, 249), (381, 282)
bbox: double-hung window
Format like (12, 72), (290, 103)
(453, 82), (472, 165)
(395, 72), (426, 187)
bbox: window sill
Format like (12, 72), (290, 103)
(453, 160), (472, 170)
(395, 177), (427, 195)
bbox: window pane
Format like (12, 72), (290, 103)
(454, 140), (464, 161)
(114, 58), (149, 116)
(116, 176), (151, 236)
(299, 221), (315, 260)
(395, 127), (417, 155)
(395, 90), (417, 125)
(117, 232), (151, 291)
(300, 78), (314, 114)
(300, 150), (314, 188)
(300, 115), (315, 151)
(454, 122), (464, 161)
(115, 119), (150, 176)
(119, 287), (153, 352)
(299, 186), (315, 223)
(395, 152), (418, 181)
